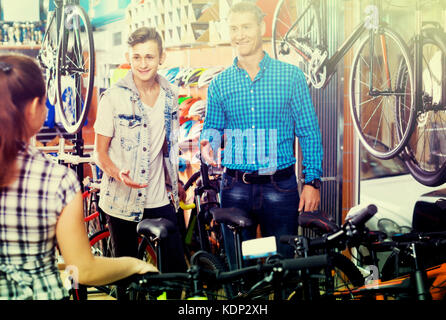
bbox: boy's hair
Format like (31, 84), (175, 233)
(228, 1), (266, 24)
(127, 27), (163, 55)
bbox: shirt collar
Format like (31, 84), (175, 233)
(232, 51), (271, 72)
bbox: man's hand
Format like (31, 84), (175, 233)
(118, 169), (148, 189)
(200, 140), (217, 167)
(298, 185), (320, 212)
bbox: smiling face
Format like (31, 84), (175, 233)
(126, 40), (165, 83)
(228, 11), (265, 58)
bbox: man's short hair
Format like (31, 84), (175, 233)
(228, 1), (266, 24)
(127, 27), (163, 55)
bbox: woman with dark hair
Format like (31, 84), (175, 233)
(0, 53), (156, 300)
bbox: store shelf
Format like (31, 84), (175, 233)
(0, 45), (41, 50)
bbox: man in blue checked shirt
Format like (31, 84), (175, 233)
(199, 1), (323, 269)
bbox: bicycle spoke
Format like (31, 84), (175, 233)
(350, 27), (414, 159)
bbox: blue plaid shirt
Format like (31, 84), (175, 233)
(201, 52), (323, 182)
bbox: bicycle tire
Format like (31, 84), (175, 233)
(38, 10), (58, 106)
(136, 236), (157, 268)
(399, 28), (446, 186)
(272, 0), (324, 87)
(349, 26), (415, 159)
(290, 252), (364, 300)
(190, 251), (231, 300)
(55, 4), (95, 134)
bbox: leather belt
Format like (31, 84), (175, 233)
(225, 166), (295, 184)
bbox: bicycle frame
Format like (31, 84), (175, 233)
(281, 0), (395, 92)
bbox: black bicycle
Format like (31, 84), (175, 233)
(38, 0), (95, 134)
(272, 0), (446, 186)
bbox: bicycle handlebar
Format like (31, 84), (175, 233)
(180, 201), (196, 210)
(129, 254), (329, 289)
(347, 204), (377, 227)
(281, 204), (378, 251)
(206, 254), (329, 283)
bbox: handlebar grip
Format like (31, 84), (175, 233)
(215, 265), (260, 282)
(279, 235), (298, 245)
(308, 236), (328, 249)
(180, 201), (196, 210)
(348, 204), (377, 227)
(279, 254), (329, 270)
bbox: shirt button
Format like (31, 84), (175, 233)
(251, 108), (254, 111)
(252, 125), (255, 129)
(143, 147), (147, 152)
(142, 170), (146, 174)
(138, 193), (142, 197)
(143, 124), (147, 128)
(250, 90), (253, 93)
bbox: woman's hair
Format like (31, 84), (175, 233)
(0, 53), (46, 186)
(127, 27), (163, 56)
(228, 1), (266, 24)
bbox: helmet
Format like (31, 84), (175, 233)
(179, 97), (200, 116)
(110, 63), (131, 86)
(175, 67), (193, 87)
(165, 67), (180, 84)
(185, 68), (206, 87)
(178, 95), (192, 106)
(188, 99), (207, 119)
(198, 66), (225, 88)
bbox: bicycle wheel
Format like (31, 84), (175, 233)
(399, 28), (446, 186)
(349, 27), (415, 159)
(289, 252), (364, 300)
(191, 251), (231, 300)
(137, 236), (157, 267)
(38, 10), (58, 106)
(272, 0), (324, 87)
(55, 4), (95, 134)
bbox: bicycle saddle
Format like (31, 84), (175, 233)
(137, 218), (176, 240)
(210, 207), (254, 229)
(298, 210), (340, 234)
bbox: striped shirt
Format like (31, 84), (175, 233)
(201, 52), (323, 182)
(0, 144), (80, 300)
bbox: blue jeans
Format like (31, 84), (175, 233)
(220, 170), (299, 270)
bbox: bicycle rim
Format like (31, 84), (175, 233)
(55, 5), (95, 134)
(38, 11), (58, 106)
(401, 29), (446, 186)
(89, 229), (112, 257)
(349, 27), (415, 159)
(272, 0), (322, 86)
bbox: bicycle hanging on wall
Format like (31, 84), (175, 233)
(38, 0), (95, 135)
(272, 0), (446, 186)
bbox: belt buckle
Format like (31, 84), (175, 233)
(242, 172), (251, 184)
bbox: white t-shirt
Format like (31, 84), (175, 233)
(143, 89), (170, 208)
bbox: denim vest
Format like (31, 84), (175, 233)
(96, 72), (180, 222)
